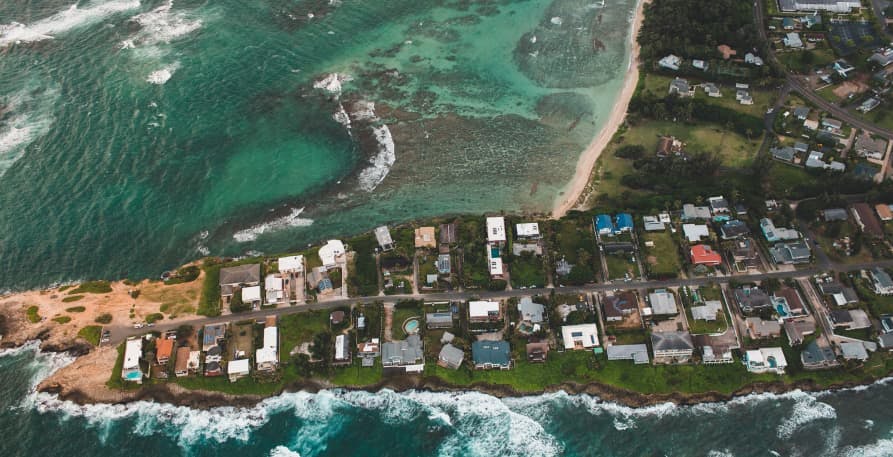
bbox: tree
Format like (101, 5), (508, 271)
(230, 292), (249, 313)
(311, 332), (333, 363)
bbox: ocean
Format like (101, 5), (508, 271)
(0, 0), (635, 290)
(3, 342), (893, 456)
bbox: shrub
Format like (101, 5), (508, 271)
(26, 306), (40, 323)
(145, 313), (164, 324)
(78, 325), (102, 346)
(52, 316), (71, 324)
(95, 313), (113, 324)
(68, 280), (112, 294)
(614, 144), (646, 159)
(61, 295), (85, 303)
(130, 289), (140, 299)
(165, 265), (201, 285)
(198, 265), (222, 317)
(65, 306), (86, 313)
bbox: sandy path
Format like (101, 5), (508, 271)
(551, 0), (650, 218)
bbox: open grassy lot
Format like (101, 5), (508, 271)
(347, 234), (379, 297)
(642, 231), (681, 279)
(640, 73), (772, 118)
(605, 252), (639, 280)
(392, 305), (423, 341)
(78, 325), (102, 346)
(549, 218), (599, 285)
(775, 48), (837, 73)
(613, 120), (761, 167)
(279, 311), (331, 363)
(510, 252), (547, 288)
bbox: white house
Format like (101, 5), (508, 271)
(486, 217), (507, 244)
(256, 326), (279, 371)
(784, 33), (803, 48)
(561, 324), (599, 350)
(469, 300), (501, 322)
(516, 223), (541, 239)
(241, 285), (262, 307)
(264, 275), (284, 305)
(658, 54), (682, 70)
(278, 255), (304, 273)
(122, 338), (143, 384)
(744, 347), (787, 374)
(682, 224), (710, 242)
(227, 359), (251, 382)
(318, 239), (346, 268)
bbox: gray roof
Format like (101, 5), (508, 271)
(772, 146), (796, 162)
(793, 106), (810, 118)
(872, 268), (893, 289)
(734, 287), (772, 311)
(651, 331), (694, 352)
(823, 208), (848, 222)
(517, 297), (545, 324)
(426, 312), (453, 326)
(382, 334), (424, 366)
(648, 291), (678, 315)
(219, 264), (261, 286)
(879, 333), (893, 348)
(801, 341), (836, 365)
(472, 340), (511, 367)
(840, 342), (869, 361)
(769, 241), (811, 264)
(691, 300), (723, 321)
(375, 226), (394, 248)
(439, 344), (465, 366)
(606, 344), (650, 364)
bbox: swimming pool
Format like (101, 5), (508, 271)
(123, 371), (141, 381)
(403, 318), (420, 335)
(776, 303), (788, 317)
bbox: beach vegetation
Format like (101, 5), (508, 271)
(52, 316), (71, 324)
(78, 325), (102, 346)
(145, 313), (164, 324)
(65, 306), (86, 313)
(68, 280), (112, 295)
(61, 295), (85, 303)
(26, 306), (40, 323)
(94, 313), (113, 324)
(509, 251), (546, 289)
(347, 234), (380, 296)
(164, 265), (200, 285)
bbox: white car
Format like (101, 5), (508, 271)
(133, 323), (144, 329)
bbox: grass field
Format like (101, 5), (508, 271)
(279, 311), (331, 363)
(614, 120), (761, 167)
(605, 253), (638, 280)
(392, 306), (423, 341)
(640, 73), (772, 118)
(510, 253), (547, 288)
(642, 231), (681, 278)
(78, 325), (102, 346)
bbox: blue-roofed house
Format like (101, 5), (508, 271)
(615, 213), (634, 234)
(782, 17), (795, 30)
(595, 214), (615, 236)
(472, 341), (512, 370)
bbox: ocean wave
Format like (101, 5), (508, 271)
(0, 80), (60, 178)
(127, 0), (202, 48)
(776, 391), (837, 439)
(270, 446), (301, 457)
(146, 62), (180, 84)
(0, 0), (140, 47)
(232, 207), (314, 242)
(332, 103), (351, 130)
(842, 437), (893, 457)
(357, 125), (395, 192)
(313, 73), (351, 97)
(0, 340), (77, 393)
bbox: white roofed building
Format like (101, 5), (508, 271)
(242, 285), (262, 308)
(486, 217), (507, 244)
(744, 348), (787, 374)
(516, 223), (541, 240)
(682, 224), (710, 242)
(264, 275), (284, 305)
(374, 226), (395, 251)
(562, 324), (600, 350)
(278, 255), (304, 273)
(319, 239), (346, 268)
(228, 359), (251, 382)
(122, 338), (143, 384)
(469, 300), (501, 322)
(256, 326), (279, 371)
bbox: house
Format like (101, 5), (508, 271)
(241, 285), (262, 308)
(439, 223), (457, 246)
(658, 54), (682, 70)
(374, 226), (395, 251)
(122, 338), (143, 384)
(651, 331), (695, 363)
(732, 238), (759, 267)
(668, 78), (694, 97)
(690, 245), (722, 266)
(692, 59), (708, 71)
(802, 13), (822, 28)
(855, 134), (887, 160)
(219, 264), (261, 302)
(840, 341), (870, 361)
(318, 239), (346, 268)
(278, 255), (304, 274)
(859, 98), (881, 113)
(358, 339), (381, 360)
(784, 33), (803, 48)
(256, 324), (279, 371)
(746, 317), (782, 339)
(517, 297), (545, 323)
(334, 333), (351, 365)
(880, 333), (893, 349)
(784, 319), (816, 346)
(871, 268), (893, 295)
(691, 300), (723, 321)
(227, 359), (250, 382)
(309, 267), (334, 294)
(803, 118), (819, 130)
(823, 118), (843, 131)
(760, 218), (800, 242)
(174, 347), (192, 377)
(830, 309), (872, 330)
(488, 253), (504, 279)
(852, 203), (885, 238)
(595, 214), (615, 236)
(703, 82), (721, 97)
(876, 204), (893, 222)
(745, 52), (764, 66)
(426, 312), (453, 329)
(682, 223), (710, 242)
(682, 204), (711, 220)
(720, 220), (750, 239)
(701, 344), (734, 364)
(775, 287), (806, 316)
(805, 151), (826, 168)
(793, 106), (810, 120)
(414, 226), (437, 248)
(515, 223), (541, 240)
(469, 300), (501, 322)
(708, 196), (730, 215)
(264, 275), (284, 305)
(615, 213), (634, 233)
(202, 323), (226, 351)
(559, 324), (598, 351)
(643, 216), (665, 231)
(822, 208), (848, 222)
(656, 136), (684, 157)
(801, 341), (837, 369)
(156, 337), (174, 365)
(871, 48), (893, 67)
(793, 142), (809, 154)
(606, 344), (650, 364)
(736, 89), (753, 105)
(436, 253), (451, 274)
(744, 348), (787, 374)
(771, 146), (796, 163)
(486, 217), (506, 245)
(782, 17), (795, 30)
(438, 344), (465, 369)
(602, 291), (639, 322)
(381, 335), (424, 372)
(734, 286), (772, 313)
(472, 340), (511, 370)
(769, 241), (812, 265)
(717, 44), (737, 59)
(526, 341), (550, 363)
(817, 282), (859, 306)
(648, 290), (678, 315)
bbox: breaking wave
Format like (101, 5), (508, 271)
(232, 207), (314, 242)
(0, 80), (60, 178)
(146, 62), (180, 84)
(0, 0), (140, 47)
(126, 0), (203, 51)
(357, 125), (395, 192)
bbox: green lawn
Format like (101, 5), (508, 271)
(331, 358), (384, 386)
(605, 253), (638, 280)
(855, 279), (893, 316)
(776, 48), (837, 73)
(68, 280), (112, 295)
(510, 253), (547, 288)
(642, 231), (682, 279)
(613, 120), (761, 168)
(392, 306), (422, 341)
(640, 72), (772, 118)
(78, 325), (102, 346)
(279, 311), (331, 363)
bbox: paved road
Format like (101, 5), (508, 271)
(106, 257), (893, 345)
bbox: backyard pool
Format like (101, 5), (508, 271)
(403, 318), (420, 335)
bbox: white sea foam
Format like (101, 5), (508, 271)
(313, 73), (351, 97)
(332, 103), (351, 130)
(0, 80), (60, 178)
(550, 16), (563, 26)
(706, 450), (735, 457)
(232, 207), (314, 242)
(357, 125), (395, 192)
(269, 446), (301, 457)
(842, 437), (893, 457)
(0, 0), (140, 47)
(146, 62), (180, 84)
(777, 391), (837, 439)
(127, 0), (202, 49)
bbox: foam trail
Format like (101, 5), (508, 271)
(233, 207), (314, 242)
(270, 446), (301, 457)
(0, 0), (141, 47)
(357, 125), (395, 192)
(146, 62), (180, 84)
(0, 80), (60, 177)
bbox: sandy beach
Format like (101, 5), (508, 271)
(551, 0), (650, 218)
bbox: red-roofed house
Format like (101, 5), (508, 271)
(690, 245), (722, 266)
(156, 338), (174, 365)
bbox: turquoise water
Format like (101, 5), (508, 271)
(4, 344), (893, 456)
(0, 0), (636, 290)
(404, 318), (420, 334)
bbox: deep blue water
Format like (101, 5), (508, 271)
(3, 344), (893, 457)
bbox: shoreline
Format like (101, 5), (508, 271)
(551, 0), (648, 218)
